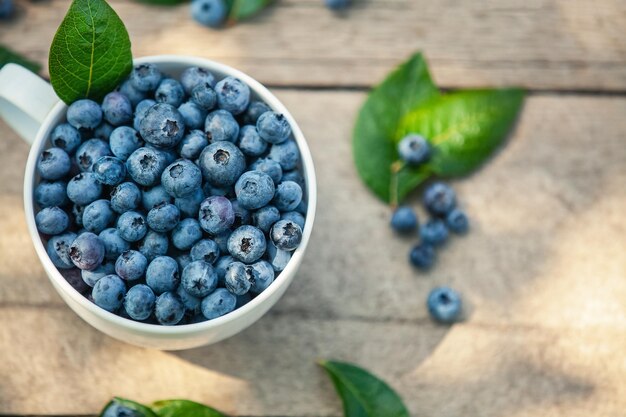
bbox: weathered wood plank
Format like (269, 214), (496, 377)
(2, 92), (626, 332)
(0, 0), (625, 90)
(1, 308), (625, 416)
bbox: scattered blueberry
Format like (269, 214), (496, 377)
(420, 219), (449, 246)
(446, 208), (469, 234)
(427, 286), (463, 323)
(191, 0), (228, 28)
(390, 206), (418, 233)
(397, 134), (431, 165)
(423, 182), (456, 216)
(0, 0), (14, 19)
(325, 0), (350, 10)
(409, 243), (436, 270)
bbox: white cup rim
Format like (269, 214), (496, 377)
(23, 55), (317, 336)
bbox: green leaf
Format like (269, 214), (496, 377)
(352, 53), (439, 205)
(397, 88), (525, 177)
(227, 0), (273, 21)
(152, 399), (228, 417)
(49, 0), (133, 104)
(0, 45), (42, 73)
(99, 398), (159, 417)
(319, 360), (410, 417)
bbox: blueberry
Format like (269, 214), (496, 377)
(35, 181), (68, 208)
(130, 64), (162, 93)
(214, 255), (235, 285)
(280, 170), (305, 190)
(397, 134), (431, 165)
(420, 219), (449, 246)
(176, 253), (193, 271)
(102, 400), (144, 417)
(67, 99), (103, 130)
(203, 183), (231, 198)
(204, 109), (240, 143)
(198, 141), (245, 187)
(82, 199), (115, 233)
(117, 79), (147, 107)
(238, 125), (268, 157)
(93, 156), (126, 186)
(46, 232), (77, 269)
(270, 220), (302, 252)
(409, 243), (436, 270)
(249, 260), (274, 293)
(146, 256), (179, 294)
(147, 202), (180, 233)
(67, 173), (102, 205)
(36, 206), (69, 235)
(110, 182), (141, 214)
(155, 291), (185, 325)
(110, 126), (143, 160)
(240, 100), (271, 125)
(224, 262), (252, 295)
(266, 241), (291, 272)
(81, 262), (115, 287)
(50, 123), (81, 154)
(252, 205), (280, 233)
(116, 211), (147, 242)
(102, 92), (133, 126)
(191, 0), (228, 27)
(75, 139), (112, 172)
(268, 140), (300, 171)
(171, 218), (203, 250)
(190, 239), (220, 264)
(423, 182), (456, 216)
(133, 99), (157, 131)
(176, 284), (201, 314)
(139, 104), (186, 149)
(175, 187), (205, 218)
(212, 230), (229, 253)
(201, 288), (236, 319)
(124, 284), (156, 321)
(149, 144), (178, 165)
(141, 184), (172, 210)
(155, 79), (185, 107)
(182, 260), (218, 297)
(0, 0), (14, 19)
(161, 160), (202, 198)
(93, 122), (115, 141)
(115, 250), (148, 281)
(137, 230), (169, 262)
(178, 102), (207, 130)
(325, 0), (350, 9)
(191, 82), (217, 110)
(272, 181), (303, 212)
(281, 211), (305, 230)
(234, 170), (276, 210)
(126, 147), (168, 186)
(99, 228), (131, 260)
(250, 158), (283, 185)
(446, 208), (469, 234)
(181, 66), (216, 94)
(72, 204), (86, 227)
(230, 198), (251, 227)
(227, 225), (266, 263)
(37, 148), (71, 180)
(257, 111), (291, 144)
(92, 274), (126, 312)
(427, 286), (463, 323)
(69, 232), (105, 270)
(178, 130), (209, 160)
(215, 76), (250, 115)
(390, 206), (418, 233)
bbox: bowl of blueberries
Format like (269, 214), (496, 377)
(4, 56), (316, 350)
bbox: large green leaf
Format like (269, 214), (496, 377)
(99, 398), (159, 417)
(319, 360), (410, 417)
(352, 53), (439, 205)
(397, 89), (525, 177)
(49, 0), (133, 104)
(152, 399), (228, 417)
(0, 45), (42, 73)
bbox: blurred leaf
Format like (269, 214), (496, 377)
(152, 399), (228, 417)
(99, 398), (159, 417)
(319, 360), (410, 417)
(0, 45), (42, 73)
(227, 0), (273, 21)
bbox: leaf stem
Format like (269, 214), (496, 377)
(389, 160), (405, 208)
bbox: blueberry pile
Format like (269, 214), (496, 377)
(34, 63), (307, 326)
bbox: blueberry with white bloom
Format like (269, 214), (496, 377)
(92, 274), (126, 312)
(37, 147), (71, 180)
(201, 288), (236, 319)
(129, 64), (162, 93)
(46, 232), (77, 269)
(102, 92), (133, 126)
(139, 103), (186, 149)
(66, 99), (102, 130)
(36, 207), (69, 235)
(82, 199), (115, 234)
(50, 123), (81, 154)
(181, 66), (216, 93)
(93, 156), (126, 186)
(214, 76), (250, 115)
(427, 286), (463, 324)
(204, 109), (239, 143)
(109, 126), (143, 160)
(124, 284), (156, 321)
(257, 111), (291, 144)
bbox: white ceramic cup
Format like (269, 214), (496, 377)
(0, 56), (317, 350)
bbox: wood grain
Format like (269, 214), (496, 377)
(1, 0), (625, 90)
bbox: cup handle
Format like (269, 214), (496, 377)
(0, 63), (60, 145)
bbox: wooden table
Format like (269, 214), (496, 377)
(1, 1), (626, 416)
